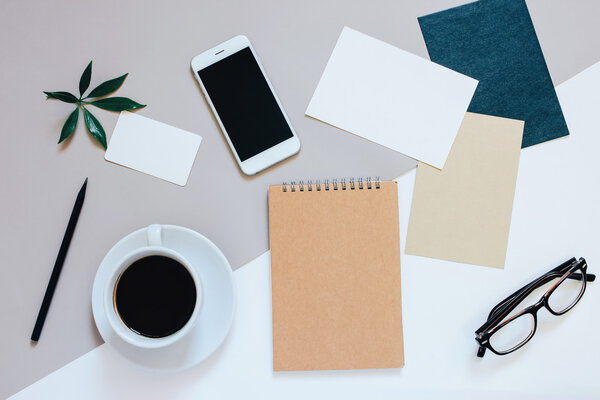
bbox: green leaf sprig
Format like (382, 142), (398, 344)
(44, 61), (146, 149)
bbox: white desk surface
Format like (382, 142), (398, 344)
(10, 63), (600, 399)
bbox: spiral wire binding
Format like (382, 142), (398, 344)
(282, 177), (381, 192)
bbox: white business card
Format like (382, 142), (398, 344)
(105, 112), (202, 186)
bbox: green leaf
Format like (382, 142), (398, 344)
(79, 61), (93, 97)
(86, 73), (128, 98)
(59, 107), (79, 143)
(90, 97), (146, 112)
(82, 107), (107, 149)
(43, 91), (78, 103)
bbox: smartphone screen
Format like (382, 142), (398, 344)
(197, 47), (294, 161)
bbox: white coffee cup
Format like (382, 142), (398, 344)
(103, 224), (203, 349)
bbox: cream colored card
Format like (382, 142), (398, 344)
(405, 112), (523, 268)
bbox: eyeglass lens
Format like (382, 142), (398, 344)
(547, 268), (586, 314)
(488, 313), (535, 353)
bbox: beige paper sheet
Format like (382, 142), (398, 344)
(268, 181), (404, 371)
(405, 112), (524, 268)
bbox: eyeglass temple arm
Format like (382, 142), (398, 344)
(484, 260), (571, 320)
(475, 278), (543, 335)
(486, 271), (594, 321)
(476, 258), (593, 335)
(570, 273), (595, 282)
(487, 270), (595, 323)
(487, 258), (595, 320)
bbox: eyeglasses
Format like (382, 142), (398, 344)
(475, 257), (595, 357)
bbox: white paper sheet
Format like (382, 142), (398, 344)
(105, 112), (202, 186)
(306, 27), (478, 169)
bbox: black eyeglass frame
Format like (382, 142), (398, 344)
(475, 257), (595, 357)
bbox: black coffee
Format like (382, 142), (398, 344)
(114, 255), (197, 338)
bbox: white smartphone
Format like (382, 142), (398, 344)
(191, 35), (300, 175)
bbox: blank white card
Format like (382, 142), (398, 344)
(306, 27), (478, 169)
(105, 112), (202, 186)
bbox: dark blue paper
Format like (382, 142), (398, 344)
(418, 0), (569, 148)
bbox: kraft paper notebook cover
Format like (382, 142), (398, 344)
(268, 179), (404, 371)
(406, 113), (524, 268)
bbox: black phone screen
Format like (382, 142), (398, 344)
(197, 47), (294, 161)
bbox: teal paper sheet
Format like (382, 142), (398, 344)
(418, 0), (569, 147)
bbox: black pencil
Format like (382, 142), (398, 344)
(31, 178), (88, 342)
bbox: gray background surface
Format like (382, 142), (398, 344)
(1, 0), (599, 398)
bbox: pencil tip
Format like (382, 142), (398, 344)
(80, 177), (88, 194)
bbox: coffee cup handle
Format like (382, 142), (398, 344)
(147, 224), (163, 246)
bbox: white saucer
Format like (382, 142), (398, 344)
(92, 225), (235, 371)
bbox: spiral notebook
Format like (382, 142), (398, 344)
(268, 178), (404, 371)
